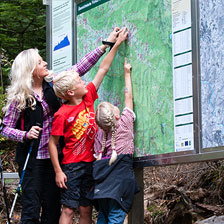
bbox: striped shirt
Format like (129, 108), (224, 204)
(94, 107), (136, 157)
(2, 47), (105, 159)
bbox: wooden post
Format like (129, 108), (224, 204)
(128, 167), (144, 224)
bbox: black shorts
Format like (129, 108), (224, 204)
(61, 161), (94, 209)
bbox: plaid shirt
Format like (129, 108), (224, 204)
(2, 47), (104, 159)
(94, 108), (136, 158)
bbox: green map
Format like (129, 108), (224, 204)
(76, 0), (174, 157)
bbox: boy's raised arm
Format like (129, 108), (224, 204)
(92, 27), (128, 90)
(124, 58), (133, 110)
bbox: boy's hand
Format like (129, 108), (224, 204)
(106, 27), (121, 43)
(56, 171), (67, 189)
(116, 27), (128, 46)
(124, 57), (132, 74)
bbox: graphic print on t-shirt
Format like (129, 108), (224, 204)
(71, 107), (96, 155)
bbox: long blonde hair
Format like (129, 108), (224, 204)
(4, 48), (40, 112)
(95, 102), (118, 165)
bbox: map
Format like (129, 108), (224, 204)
(200, 0), (224, 148)
(76, 0), (174, 156)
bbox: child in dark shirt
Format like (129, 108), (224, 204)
(91, 58), (138, 224)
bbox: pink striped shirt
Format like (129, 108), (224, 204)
(94, 107), (136, 157)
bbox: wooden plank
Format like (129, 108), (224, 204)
(0, 172), (19, 179)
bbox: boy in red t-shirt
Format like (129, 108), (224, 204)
(48, 27), (128, 224)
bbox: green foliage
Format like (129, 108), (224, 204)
(0, 51), (10, 146)
(0, 87), (6, 117)
(0, 0), (46, 91)
(1, 48), (13, 87)
(0, 0), (46, 60)
(147, 203), (165, 222)
(0, 87), (6, 143)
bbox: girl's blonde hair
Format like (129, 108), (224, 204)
(53, 70), (79, 100)
(4, 48), (43, 112)
(95, 102), (118, 165)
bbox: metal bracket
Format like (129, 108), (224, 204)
(42, 0), (50, 5)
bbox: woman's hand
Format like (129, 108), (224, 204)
(26, 126), (42, 139)
(101, 27), (123, 51)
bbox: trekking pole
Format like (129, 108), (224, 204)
(0, 158), (11, 224)
(7, 123), (41, 224)
(7, 139), (34, 224)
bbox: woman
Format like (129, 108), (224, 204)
(1, 27), (120, 224)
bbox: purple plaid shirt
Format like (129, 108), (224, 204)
(2, 47), (104, 159)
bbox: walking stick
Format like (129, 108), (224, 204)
(8, 122), (41, 223)
(0, 158), (11, 224)
(7, 139), (35, 224)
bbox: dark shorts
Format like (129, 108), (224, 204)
(61, 161), (94, 209)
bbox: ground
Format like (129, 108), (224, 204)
(1, 144), (224, 223)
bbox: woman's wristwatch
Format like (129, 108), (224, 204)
(102, 39), (115, 51)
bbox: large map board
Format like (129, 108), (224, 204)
(76, 0), (194, 157)
(45, 0), (224, 166)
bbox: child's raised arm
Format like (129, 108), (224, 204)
(124, 58), (133, 110)
(92, 27), (128, 90)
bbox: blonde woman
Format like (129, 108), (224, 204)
(91, 58), (138, 224)
(0, 28), (118, 224)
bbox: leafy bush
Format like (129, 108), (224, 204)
(1, 48), (13, 88)
(0, 87), (6, 119)
(0, 88), (6, 145)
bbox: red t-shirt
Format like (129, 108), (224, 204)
(51, 82), (98, 164)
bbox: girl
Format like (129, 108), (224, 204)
(91, 58), (138, 224)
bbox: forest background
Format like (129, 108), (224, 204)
(1, 0), (224, 224)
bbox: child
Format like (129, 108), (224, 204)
(48, 27), (128, 224)
(91, 58), (138, 224)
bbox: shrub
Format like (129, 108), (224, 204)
(0, 87), (6, 119)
